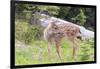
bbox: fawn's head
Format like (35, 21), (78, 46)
(48, 22), (64, 36)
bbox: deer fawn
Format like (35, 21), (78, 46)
(44, 21), (81, 61)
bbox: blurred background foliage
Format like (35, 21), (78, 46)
(15, 3), (95, 65)
(15, 3), (95, 44)
(15, 3), (95, 30)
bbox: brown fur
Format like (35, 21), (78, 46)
(44, 21), (80, 61)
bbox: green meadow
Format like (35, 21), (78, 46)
(15, 20), (94, 65)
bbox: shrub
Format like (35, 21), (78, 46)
(22, 25), (43, 44)
(15, 20), (43, 45)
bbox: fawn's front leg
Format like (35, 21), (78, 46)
(55, 37), (62, 61)
(47, 40), (52, 57)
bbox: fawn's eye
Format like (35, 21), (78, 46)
(55, 28), (57, 29)
(54, 27), (58, 30)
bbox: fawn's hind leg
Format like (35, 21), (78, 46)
(72, 40), (78, 61)
(68, 37), (78, 61)
(73, 38), (79, 61)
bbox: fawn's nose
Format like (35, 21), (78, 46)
(57, 32), (64, 35)
(57, 32), (61, 34)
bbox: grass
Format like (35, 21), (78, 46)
(15, 39), (94, 65)
(15, 20), (94, 65)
